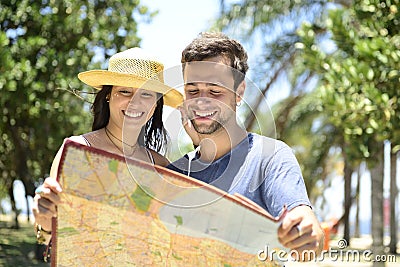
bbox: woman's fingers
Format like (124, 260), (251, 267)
(32, 177), (62, 231)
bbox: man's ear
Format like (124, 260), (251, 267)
(236, 80), (246, 104)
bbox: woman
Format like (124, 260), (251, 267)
(32, 47), (183, 247)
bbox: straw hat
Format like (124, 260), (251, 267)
(78, 47), (183, 108)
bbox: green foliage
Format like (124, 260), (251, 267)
(215, 0), (331, 89)
(297, 0), (400, 163)
(273, 91), (340, 195)
(216, 0), (336, 198)
(0, 0), (153, 196)
(217, 0), (399, 200)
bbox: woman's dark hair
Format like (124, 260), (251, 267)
(91, 85), (112, 131)
(91, 85), (167, 153)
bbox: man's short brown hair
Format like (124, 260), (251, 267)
(181, 32), (249, 89)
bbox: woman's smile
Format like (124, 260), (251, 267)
(123, 110), (145, 119)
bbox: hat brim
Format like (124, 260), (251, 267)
(78, 70), (183, 108)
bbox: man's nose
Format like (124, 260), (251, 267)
(194, 96), (211, 105)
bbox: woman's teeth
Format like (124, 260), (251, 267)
(124, 111), (144, 118)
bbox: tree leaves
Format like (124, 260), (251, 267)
(298, 0), (400, 162)
(0, 1), (152, 198)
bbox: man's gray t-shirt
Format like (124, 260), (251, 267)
(167, 133), (311, 217)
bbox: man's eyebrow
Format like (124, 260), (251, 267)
(184, 82), (224, 87)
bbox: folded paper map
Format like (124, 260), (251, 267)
(51, 140), (286, 266)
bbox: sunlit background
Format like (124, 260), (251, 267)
(1, 0), (399, 266)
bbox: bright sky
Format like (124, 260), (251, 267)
(135, 0), (296, 115)
(137, 0), (220, 69)
(136, 0), (222, 156)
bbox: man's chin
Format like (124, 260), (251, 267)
(193, 123), (222, 135)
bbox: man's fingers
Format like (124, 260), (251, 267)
(281, 227), (314, 248)
(279, 225), (300, 245)
(278, 216), (302, 237)
(178, 104), (201, 146)
(278, 209), (314, 247)
(277, 206), (324, 261)
(296, 223), (313, 238)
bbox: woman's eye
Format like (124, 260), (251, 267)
(119, 90), (132, 95)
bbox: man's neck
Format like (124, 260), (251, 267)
(198, 123), (247, 163)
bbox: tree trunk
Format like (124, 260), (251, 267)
(342, 149), (353, 243)
(354, 162), (362, 238)
(21, 179), (36, 223)
(389, 151), (398, 254)
(25, 196), (30, 222)
(369, 143), (385, 267)
(8, 182), (20, 229)
(8, 118), (36, 223)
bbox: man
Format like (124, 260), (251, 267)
(167, 32), (324, 261)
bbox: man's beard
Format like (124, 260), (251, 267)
(187, 100), (236, 135)
(190, 109), (233, 134)
(191, 118), (224, 134)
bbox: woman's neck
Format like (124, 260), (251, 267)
(104, 124), (140, 150)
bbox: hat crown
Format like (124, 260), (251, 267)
(108, 47), (164, 82)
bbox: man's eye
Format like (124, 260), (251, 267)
(187, 89), (199, 94)
(141, 92), (154, 97)
(210, 90), (221, 95)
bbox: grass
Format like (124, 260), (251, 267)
(0, 219), (49, 267)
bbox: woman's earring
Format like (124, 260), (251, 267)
(236, 101), (241, 107)
(106, 95), (110, 102)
